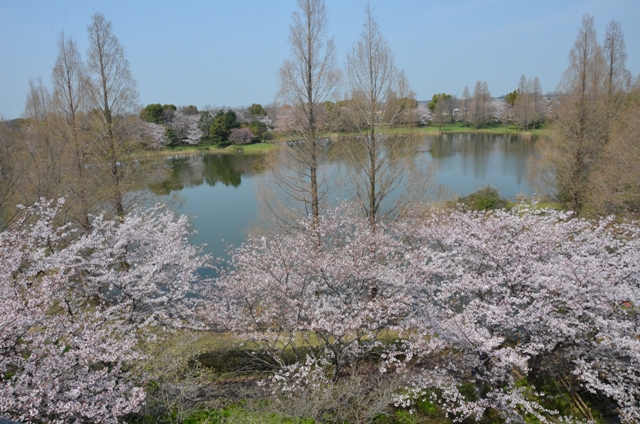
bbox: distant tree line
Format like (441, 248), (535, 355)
(138, 102), (273, 147)
(426, 76), (548, 131)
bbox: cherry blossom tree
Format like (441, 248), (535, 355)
(395, 205), (640, 423)
(0, 199), (208, 423)
(215, 202), (640, 422)
(211, 204), (415, 382)
(228, 127), (254, 145)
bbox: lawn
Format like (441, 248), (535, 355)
(383, 122), (551, 137)
(142, 142), (279, 158)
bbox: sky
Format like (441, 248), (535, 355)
(1, 0), (639, 119)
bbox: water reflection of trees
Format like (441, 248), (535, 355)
(255, 134), (436, 229)
(147, 135), (536, 199)
(148, 154), (263, 195)
(426, 133), (531, 159)
(419, 133), (536, 195)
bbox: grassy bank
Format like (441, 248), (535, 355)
(136, 142), (279, 159)
(381, 122), (552, 137)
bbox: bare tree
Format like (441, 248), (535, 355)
(51, 33), (85, 125)
(603, 19), (629, 100)
(532, 76), (545, 122)
(514, 75), (533, 130)
(24, 77), (50, 122)
(50, 32), (95, 229)
(21, 79), (67, 205)
(591, 88), (640, 213)
(529, 14), (608, 211)
(469, 81), (491, 129)
(85, 12), (142, 217)
(459, 85), (470, 123)
(514, 75), (544, 130)
(268, 0), (340, 226)
(342, 5), (428, 225)
(0, 118), (27, 228)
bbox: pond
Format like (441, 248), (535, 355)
(154, 133), (536, 258)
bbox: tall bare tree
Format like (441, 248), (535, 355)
(52, 33), (85, 125)
(591, 85), (640, 213)
(21, 79), (67, 204)
(514, 75), (544, 130)
(0, 118), (27, 228)
(514, 75), (533, 130)
(342, 5), (427, 225)
(270, 0), (340, 225)
(85, 12), (141, 217)
(24, 77), (51, 123)
(529, 14), (608, 211)
(602, 19), (629, 100)
(532, 76), (545, 122)
(459, 86), (470, 123)
(469, 81), (491, 129)
(50, 32), (94, 229)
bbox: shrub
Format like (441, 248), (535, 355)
(248, 103), (267, 117)
(459, 185), (507, 211)
(180, 105), (199, 115)
(249, 120), (268, 138)
(140, 103), (164, 124)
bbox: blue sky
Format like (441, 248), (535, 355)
(1, 0), (639, 119)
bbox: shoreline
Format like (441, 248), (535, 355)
(133, 124), (548, 159)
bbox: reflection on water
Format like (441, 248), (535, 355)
(151, 135), (536, 258)
(422, 133), (535, 198)
(149, 154), (264, 195)
(148, 153), (265, 259)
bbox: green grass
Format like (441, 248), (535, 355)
(140, 142), (279, 158)
(182, 406), (313, 424)
(177, 401), (452, 424)
(382, 122), (552, 137)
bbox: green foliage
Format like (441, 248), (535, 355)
(457, 382), (478, 401)
(248, 120), (268, 138)
(416, 399), (436, 414)
(248, 103), (267, 116)
(181, 105), (199, 115)
(140, 104), (178, 124)
(209, 110), (241, 145)
(181, 405), (314, 424)
(165, 127), (179, 147)
(428, 93), (452, 111)
(198, 112), (214, 142)
(459, 186), (508, 211)
(512, 378), (606, 424)
(505, 90), (518, 107)
(140, 103), (164, 124)
(397, 97), (418, 111)
(392, 409), (415, 424)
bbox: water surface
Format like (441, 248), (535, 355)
(156, 134), (536, 258)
